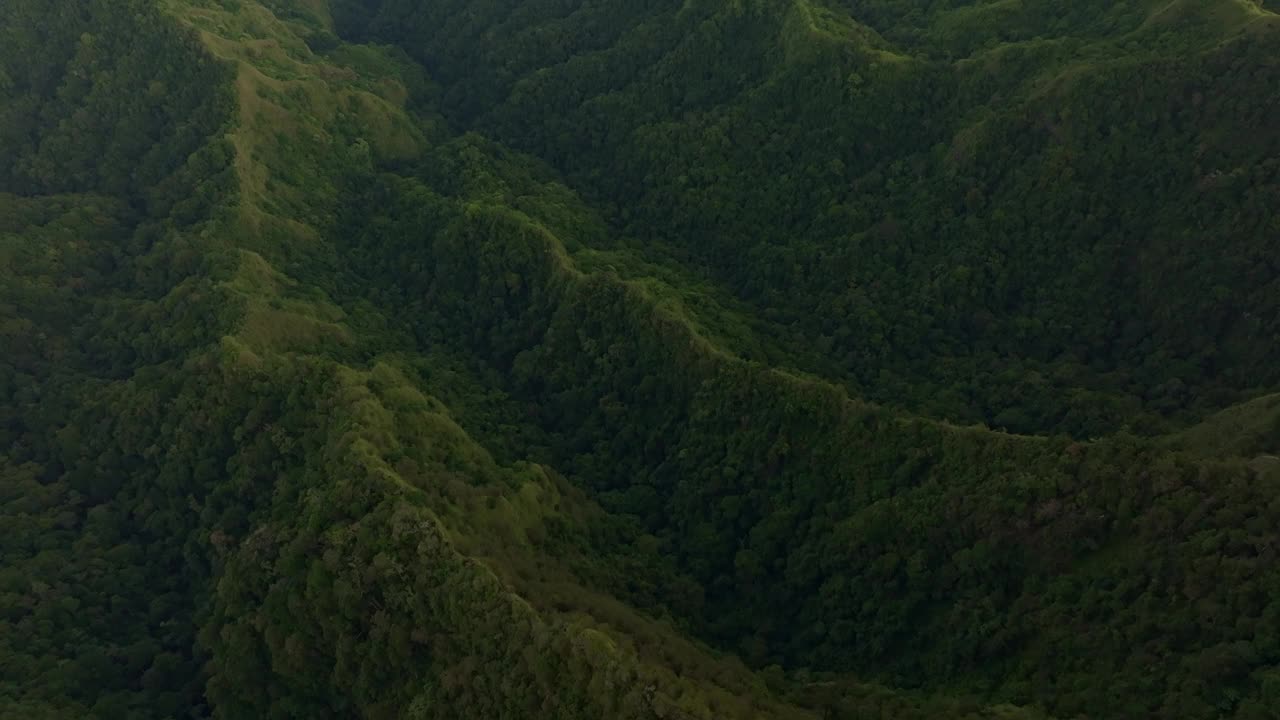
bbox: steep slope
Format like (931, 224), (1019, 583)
(330, 136), (1280, 719)
(341, 0), (1280, 437)
(0, 1), (1047, 719)
(3, 1), (1279, 719)
(1, 2), (237, 715)
(323, 0), (1280, 716)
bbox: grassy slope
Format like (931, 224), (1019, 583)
(1167, 392), (1280, 458)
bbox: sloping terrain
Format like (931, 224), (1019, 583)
(339, 0), (1280, 437)
(2, 1), (1279, 719)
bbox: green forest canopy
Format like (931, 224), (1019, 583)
(2, 0), (1279, 718)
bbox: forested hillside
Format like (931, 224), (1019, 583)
(2, 1), (1279, 719)
(337, 0), (1280, 437)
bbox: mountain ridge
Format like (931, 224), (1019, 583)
(3, 0), (1279, 718)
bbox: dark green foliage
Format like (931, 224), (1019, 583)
(332, 143), (1280, 717)
(0, 3), (240, 717)
(4, 0), (1280, 719)
(0, 0), (234, 205)
(201, 407), (665, 720)
(350, 0), (1280, 438)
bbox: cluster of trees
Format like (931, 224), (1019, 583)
(0, 2), (242, 715)
(6, 0), (1280, 718)
(0, 0), (233, 207)
(327, 121), (1280, 717)
(344, 0), (1280, 438)
(5, 2), (1045, 718)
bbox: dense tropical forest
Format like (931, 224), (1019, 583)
(2, 0), (1279, 718)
